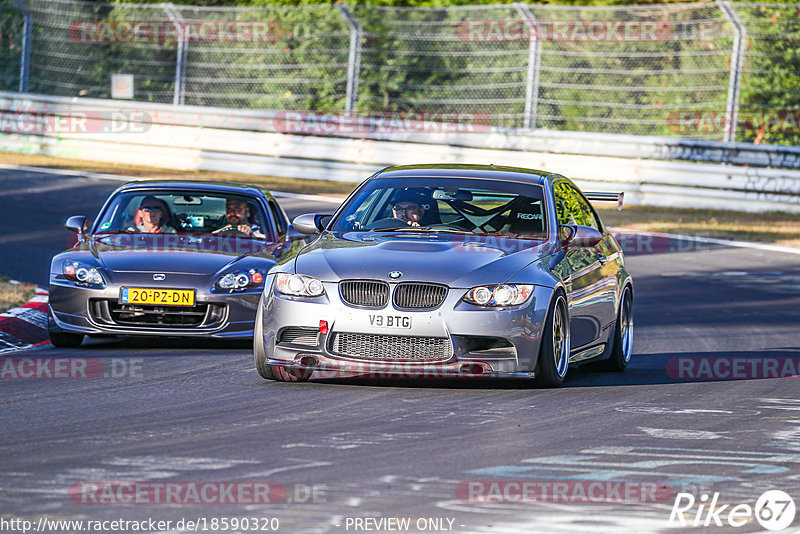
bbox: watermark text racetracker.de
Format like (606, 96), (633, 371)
(453, 231), (713, 256)
(665, 110), (800, 136)
(272, 111), (491, 136)
(68, 481), (326, 505)
(0, 110), (151, 135)
(0, 357), (143, 380)
(457, 480), (674, 504)
(456, 19), (723, 42)
(69, 20), (286, 44)
(666, 355), (800, 381)
(0, 516), (280, 533)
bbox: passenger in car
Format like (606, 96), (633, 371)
(130, 196), (176, 234)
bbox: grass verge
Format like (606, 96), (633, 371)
(597, 206), (800, 248)
(2, 151), (799, 247)
(0, 277), (36, 313)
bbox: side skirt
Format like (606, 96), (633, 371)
(569, 344), (606, 364)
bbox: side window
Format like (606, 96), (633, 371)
(554, 183), (600, 231)
(572, 188), (601, 231)
(554, 182), (585, 226)
(268, 199), (286, 236)
(348, 189), (389, 228)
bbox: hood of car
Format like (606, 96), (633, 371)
(294, 232), (555, 288)
(69, 234), (284, 275)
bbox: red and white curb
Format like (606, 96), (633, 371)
(0, 283), (50, 353)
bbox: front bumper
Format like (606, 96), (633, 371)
(49, 275), (261, 339)
(259, 276), (552, 377)
(266, 357), (536, 380)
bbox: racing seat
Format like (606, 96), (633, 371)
(507, 202), (544, 236)
(418, 195), (442, 226)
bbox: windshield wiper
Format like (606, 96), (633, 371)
(428, 228), (472, 235)
(370, 225), (439, 233)
(369, 226), (469, 234)
(369, 226), (421, 232)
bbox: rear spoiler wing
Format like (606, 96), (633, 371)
(584, 192), (624, 211)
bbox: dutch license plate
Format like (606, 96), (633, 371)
(120, 287), (195, 306)
(368, 314), (412, 329)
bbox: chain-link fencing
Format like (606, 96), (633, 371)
(1, 0), (799, 144)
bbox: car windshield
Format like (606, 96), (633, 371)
(330, 177), (547, 239)
(93, 190), (271, 240)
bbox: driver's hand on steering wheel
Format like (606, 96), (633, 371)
(213, 224), (251, 235)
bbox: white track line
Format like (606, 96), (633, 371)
(2, 162), (798, 253)
(0, 163), (133, 182)
(270, 190), (343, 204)
(610, 227), (800, 256)
(0, 163), (344, 203)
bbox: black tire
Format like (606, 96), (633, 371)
(253, 295), (307, 382)
(49, 331), (84, 348)
(272, 364), (308, 382)
(533, 291), (570, 388)
(603, 285), (634, 372)
(253, 295), (276, 379)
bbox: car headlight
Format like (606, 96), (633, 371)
(215, 268), (265, 291)
(275, 273), (325, 297)
(63, 260), (105, 287)
(463, 284), (533, 307)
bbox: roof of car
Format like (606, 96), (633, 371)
(114, 180), (274, 198)
(373, 164), (552, 184)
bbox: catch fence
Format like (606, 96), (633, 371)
(0, 0), (799, 144)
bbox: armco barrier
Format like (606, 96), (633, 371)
(1, 91), (800, 213)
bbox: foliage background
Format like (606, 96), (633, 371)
(0, 0), (797, 145)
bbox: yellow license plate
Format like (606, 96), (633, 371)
(120, 287), (195, 306)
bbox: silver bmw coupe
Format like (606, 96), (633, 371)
(254, 164), (633, 387)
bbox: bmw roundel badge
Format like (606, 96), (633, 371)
(388, 271), (402, 280)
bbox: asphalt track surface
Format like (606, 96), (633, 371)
(1, 167), (800, 533)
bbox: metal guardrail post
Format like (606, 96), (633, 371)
(717, 1), (746, 144)
(11, 0), (32, 93)
(163, 3), (187, 106)
(337, 3), (362, 113)
(514, 3), (541, 131)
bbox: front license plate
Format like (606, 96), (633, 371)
(120, 287), (195, 306)
(368, 314), (412, 329)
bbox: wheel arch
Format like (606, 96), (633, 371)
(619, 276), (634, 309)
(532, 283), (569, 372)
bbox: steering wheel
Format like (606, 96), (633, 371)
(213, 224), (248, 237)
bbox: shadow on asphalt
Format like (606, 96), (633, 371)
(73, 335), (252, 352)
(566, 348), (800, 388)
(43, 339), (800, 390)
(252, 348), (800, 390)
